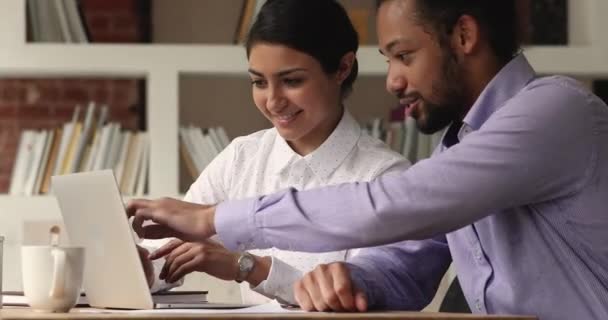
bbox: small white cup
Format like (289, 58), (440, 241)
(21, 246), (85, 312)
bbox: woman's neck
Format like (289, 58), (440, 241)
(288, 105), (344, 156)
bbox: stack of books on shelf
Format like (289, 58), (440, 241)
(27, 0), (89, 43)
(234, 0), (267, 43)
(9, 103), (149, 196)
(363, 106), (443, 164)
(179, 126), (231, 180)
(234, 0), (373, 44)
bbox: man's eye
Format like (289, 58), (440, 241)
(397, 52), (412, 62)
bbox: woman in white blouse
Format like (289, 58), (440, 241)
(147, 0), (410, 305)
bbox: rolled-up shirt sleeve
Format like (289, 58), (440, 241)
(249, 256), (303, 305)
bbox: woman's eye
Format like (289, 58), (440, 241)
(283, 78), (303, 87)
(251, 79), (267, 88)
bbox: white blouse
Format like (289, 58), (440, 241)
(183, 110), (410, 304)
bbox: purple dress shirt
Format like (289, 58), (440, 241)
(216, 55), (608, 319)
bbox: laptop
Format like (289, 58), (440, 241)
(50, 170), (211, 309)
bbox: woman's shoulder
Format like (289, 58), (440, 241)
(226, 127), (278, 155)
(347, 131), (411, 177)
(357, 131), (406, 159)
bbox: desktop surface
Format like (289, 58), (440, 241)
(1, 307), (537, 320)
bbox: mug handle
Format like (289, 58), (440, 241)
(49, 248), (66, 298)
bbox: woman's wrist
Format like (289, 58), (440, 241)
(245, 255), (272, 287)
(198, 204), (217, 237)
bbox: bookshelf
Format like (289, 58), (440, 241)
(1, 0), (608, 299)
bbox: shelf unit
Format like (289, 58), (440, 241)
(1, 0), (608, 294)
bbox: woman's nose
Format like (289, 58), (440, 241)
(266, 88), (287, 112)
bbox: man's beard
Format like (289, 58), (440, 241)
(414, 49), (467, 135)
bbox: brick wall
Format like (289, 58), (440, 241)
(0, 0), (147, 192)
(81, 0), (147, 43)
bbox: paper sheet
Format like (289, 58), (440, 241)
(80, 300), (305, 314)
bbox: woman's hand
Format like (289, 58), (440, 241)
(135, 245), (155, 288)
(149, 238), (240, 283)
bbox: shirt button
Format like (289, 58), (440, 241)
(475, 300), (483, 311)
(473, 246), (484, 262)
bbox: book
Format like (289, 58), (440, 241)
(91, 123), (115, 171)
(59, 121), (82, 174)
(105, 124), (125, 171)
(33, 0), (64, 42)
(216, 126), (231, 147)
(1, 290), (208, 307)
(207, 127), (224, 152)
(23, 131), (49, 196)
(234, 0), (266, 43)
(135, 135), (150, 196)
(39, 127), (63, 194)
(120, 132), (140, 194)
(123, 132), (147, 195)
(63, 0), (89, 43)
(69, 102), (96, 173)
(27, 0), (42, 41)
(32, 130), (56, 194)
(54, 105), (81, 175)
(113, 131), (133, 185)
(9, 130), (37, 195)
(53, 0), (73, 42)
(234, 0), (256, 44)
(180, 137), (199, 181)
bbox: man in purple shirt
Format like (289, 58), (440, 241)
(128, 0), (608, 318)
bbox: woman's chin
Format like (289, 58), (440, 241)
(276, 130), (302, 142)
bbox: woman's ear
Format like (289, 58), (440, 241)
(337, 52), (356, 84)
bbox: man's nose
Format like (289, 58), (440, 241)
(386, 66), (407, 96)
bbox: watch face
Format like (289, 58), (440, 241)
(240, 254), (255, 272)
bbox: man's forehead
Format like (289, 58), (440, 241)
(377, 0), (424, 50)
(377, 0), (418, 30)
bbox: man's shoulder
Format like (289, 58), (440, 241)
(525, 75), (591, 96)
(503, 75), (600, 119)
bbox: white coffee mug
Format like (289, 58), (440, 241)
(21, 246), (85, 312)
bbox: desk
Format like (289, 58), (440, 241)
(1, 307), (536, 320)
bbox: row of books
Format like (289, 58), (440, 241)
(27, 0), (89, 43)
(234, 0), (373, 44)
(234, 0), (267, 43)
(9, 103), (148, 196)
(363, 117), (443, 164)
(179, 126), (231, 180)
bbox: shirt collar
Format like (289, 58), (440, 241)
(272, 110), (361, 181)
(463, 54), (536, 131)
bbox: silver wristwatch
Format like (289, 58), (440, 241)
(235, 252), (256, 283)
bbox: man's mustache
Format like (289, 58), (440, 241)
(397, 92), (422, 104)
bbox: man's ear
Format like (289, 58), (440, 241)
(451, 14), (480, 56)
(337, 52), (356, 84)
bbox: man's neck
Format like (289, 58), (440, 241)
(464, 53), (505, 112)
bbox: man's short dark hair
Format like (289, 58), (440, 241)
(376, 0), (521, 65)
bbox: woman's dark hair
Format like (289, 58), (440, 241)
(376, 0), (521, 65)
(246, 0), (359, 98)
